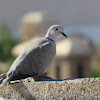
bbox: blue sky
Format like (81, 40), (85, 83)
(65, 26), (100, 41)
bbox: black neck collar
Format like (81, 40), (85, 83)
(45, 37), (54, 42)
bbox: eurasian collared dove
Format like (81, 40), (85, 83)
(0, 25), (67, 87)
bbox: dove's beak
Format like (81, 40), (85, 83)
(62, 32), (67, 38)
(60, 32), (67, 38)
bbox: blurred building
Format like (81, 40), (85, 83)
(12, 12), (95, 79)
(12, 12), (59, 56)
(45, 33), (94, 79)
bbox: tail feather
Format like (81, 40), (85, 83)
(0, 73), (12, 88)
(0, 74), (8, 87)
(0, 73), (6, 79)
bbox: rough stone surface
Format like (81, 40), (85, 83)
(0, 77), (100, 100)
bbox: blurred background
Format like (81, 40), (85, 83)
(0, 0), (100, 79)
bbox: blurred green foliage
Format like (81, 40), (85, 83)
(0, 23), (18, 64)
(91, 70), (100, 77)
(91, 61), (100, 77)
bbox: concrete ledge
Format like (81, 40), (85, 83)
(0, 77), (100, 100)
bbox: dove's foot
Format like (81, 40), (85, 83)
(32, 75), (54, 81)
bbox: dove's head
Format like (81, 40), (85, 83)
(45, 25), (67, 42)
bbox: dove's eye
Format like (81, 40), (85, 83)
(56, 28), (58, 30)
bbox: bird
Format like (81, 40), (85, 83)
(0, 25), (67, 87)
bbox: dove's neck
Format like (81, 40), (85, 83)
(45, 32), (57, 42)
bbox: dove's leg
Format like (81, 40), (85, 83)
(32, 73), (53, 81)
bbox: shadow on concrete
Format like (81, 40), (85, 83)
(11, 82), (36, 100)
(32, 76), (76, 82)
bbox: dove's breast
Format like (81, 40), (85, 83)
(31, 40), (56, 74)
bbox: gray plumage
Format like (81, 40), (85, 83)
(0, 25), (67, 87)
